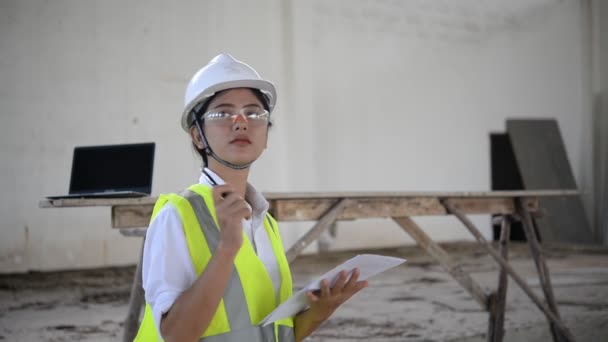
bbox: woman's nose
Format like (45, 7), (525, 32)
(232, 114), (248, 131)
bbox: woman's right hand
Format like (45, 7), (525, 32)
(212, 184), (250, 254)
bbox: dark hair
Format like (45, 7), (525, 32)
(190, 88), (272, 166)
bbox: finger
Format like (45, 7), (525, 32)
(320, 279), (331, 298)
(218, 192), (243, 209)
(226, 201), (252, 220)
(344, 280), (369, 301)
(351, 280), (368, 293)
(306, 291), (319, 303)
(212, 184), (233, 197)
(222, 191), (241, 203)
(331, 270), (348, 295)
(212, 185), (234, 201)
(232, 206), (252, 221)
(357, 280), (369, 291)
(344, 268), (360, 290)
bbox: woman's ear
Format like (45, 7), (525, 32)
(264, 124), (270, 149)
(190, 126), (204, 149)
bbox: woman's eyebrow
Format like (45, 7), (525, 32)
(210, 103), (236, 109)
(211, 103), (261, 109)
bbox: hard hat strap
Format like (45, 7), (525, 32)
(194, 117), (253, 170)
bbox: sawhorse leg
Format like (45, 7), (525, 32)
(286, 199), (349, 263)
(487, 216), (511, 342)
(393, 217), (489, 310)
(121, 231), (146, 342)
(443, 199), (576, 342)
(516, 199), (568, 342)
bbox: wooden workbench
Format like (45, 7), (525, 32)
(40, 190), (579, 342)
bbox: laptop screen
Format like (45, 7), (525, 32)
(69, 143), (155, 194)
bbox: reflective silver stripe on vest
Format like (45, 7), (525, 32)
(182, 190), (250, 331)
(264, 215), (282, 306)
(182, 190), (295, 342)
(278, 325), (295, 342)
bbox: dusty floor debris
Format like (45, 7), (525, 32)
(1, 242), (607, 341)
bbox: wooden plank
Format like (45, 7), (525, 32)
(112, 205), (154, 228)
(443, 200), (576, 342)
(39, 196), (157, 208)
(271, 197), (445, 221)
(445, 198), (522, 215)
(263, 190), (578, 200)
(109, 197), (539, 228)
(394, 217), (488, 310)
(286, 199), (350, 263)
(507, 119), (594, 244)
(118, 229), (147, 237)
(270, 197), (538, 222)
(39, 190), (577, 209)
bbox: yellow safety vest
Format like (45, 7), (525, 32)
(134, 184), (295, 341)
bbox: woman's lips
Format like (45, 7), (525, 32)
(230, 138), (251, 145)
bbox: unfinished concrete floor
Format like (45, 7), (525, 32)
(1, 242), (607, 342)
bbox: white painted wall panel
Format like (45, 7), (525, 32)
(287, 0), (595, 251)
(0, 0), (598, 271)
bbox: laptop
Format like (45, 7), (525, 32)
(47, 142), (155, 199)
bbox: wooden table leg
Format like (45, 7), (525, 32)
(286, 199), (349, 263)
(516, 198), (568, 342)
(443, 199), (576, 342)
(122, 236), (146, 342)
(488, 216), (511, 342)
(393, 217), (489, 310)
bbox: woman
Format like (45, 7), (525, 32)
(135, 53), (367, 342)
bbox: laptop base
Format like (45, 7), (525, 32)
(46, 191), (149, 200)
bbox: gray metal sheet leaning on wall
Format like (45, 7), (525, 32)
(507, 119), (595, 244)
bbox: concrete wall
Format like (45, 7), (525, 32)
(0, 0), (597, 272)
(603, 0), (608, 245)
(0, 0), (289, 272)
(287, 0), (597, 251)
(592, 0), (608, 244)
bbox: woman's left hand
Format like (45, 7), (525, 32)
(305, 268), (368, 321)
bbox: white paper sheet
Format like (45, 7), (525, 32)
(259, 254), (406, 326)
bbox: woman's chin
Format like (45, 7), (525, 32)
(219, 155), (258, 166)
(214, 147), (262, 165)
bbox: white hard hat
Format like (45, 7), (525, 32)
(181, 53), (277, 132)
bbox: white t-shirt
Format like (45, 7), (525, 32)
(141, 168), (281, 335)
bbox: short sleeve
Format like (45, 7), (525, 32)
(142, 203), (197, 337)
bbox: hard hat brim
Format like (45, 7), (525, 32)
(181, 79), (276, 132)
